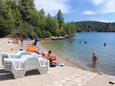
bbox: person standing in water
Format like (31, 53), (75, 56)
(92, 51), (97, 67)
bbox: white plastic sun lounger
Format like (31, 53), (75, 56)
(1, 51), (49, 78)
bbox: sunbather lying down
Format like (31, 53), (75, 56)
(26, 42), (38, 53)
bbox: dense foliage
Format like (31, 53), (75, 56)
(73, 21), (115, 32)
(0, 0), (75, 38)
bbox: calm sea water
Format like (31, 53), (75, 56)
(41, 32), (115, 75)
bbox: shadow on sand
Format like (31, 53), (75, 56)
(0, 69), (40, 81)
(0, 69), (14, 81)
(25, 70), (40, 76)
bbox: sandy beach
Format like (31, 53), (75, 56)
(0, 38), (115, 86)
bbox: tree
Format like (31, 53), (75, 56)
(17, 21), (35, 37)
(46, 13), (59, 36)
(64, 23), (76, 35)
(0, 0), (16, 36)
(18, 0), (35, 21)
(56, 9), (64, 29)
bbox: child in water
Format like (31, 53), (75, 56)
(92, 51), (97, 67)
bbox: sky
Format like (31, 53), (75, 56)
(34, 0), (115, 22)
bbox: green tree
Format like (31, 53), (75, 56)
(46, 13), (59, 36)
(18, 0), (35, 22)
(64, 23), (76, 35)
(56, 9), (64, 29)
(17, 21), (35, 37)
(0, 0), (16, 36)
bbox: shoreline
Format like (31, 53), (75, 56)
(39, 40), (85, 70)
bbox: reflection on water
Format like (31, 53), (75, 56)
(41, 32), (115, 75)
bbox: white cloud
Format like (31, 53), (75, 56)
(86, 0), (115, 14)
(102, 0), (115, 13)
(82, 10), (96, 15)
(34, 0), (71, 16)
(90, 0), (106, 5)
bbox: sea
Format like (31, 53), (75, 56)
(41, 32), (115, 75)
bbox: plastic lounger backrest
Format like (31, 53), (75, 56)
(2, 53), (9, 65)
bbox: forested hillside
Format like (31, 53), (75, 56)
(0, 0), (75, 38)
(73, 21), (115, 32)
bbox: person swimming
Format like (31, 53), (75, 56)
(104, 43), (106, 46)
(85, 41), (87, 44)
(79, 41), (81, 44)
(70, 41), (72, 43)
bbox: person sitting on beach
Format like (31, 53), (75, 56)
(47, 50), (52, 60)
(92, 51), (97, 67)
(47, 50), (57, 67)
(26, 42), (38, 53)
(42, 51), (47, 59)
(50, 56), (56, 67)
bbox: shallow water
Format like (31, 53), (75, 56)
(41, 32), (115, 75)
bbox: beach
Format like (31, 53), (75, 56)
(0, 38), (115, 86)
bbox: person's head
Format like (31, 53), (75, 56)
(93, 51), (96, 55)
(48, 50), (52, 54)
